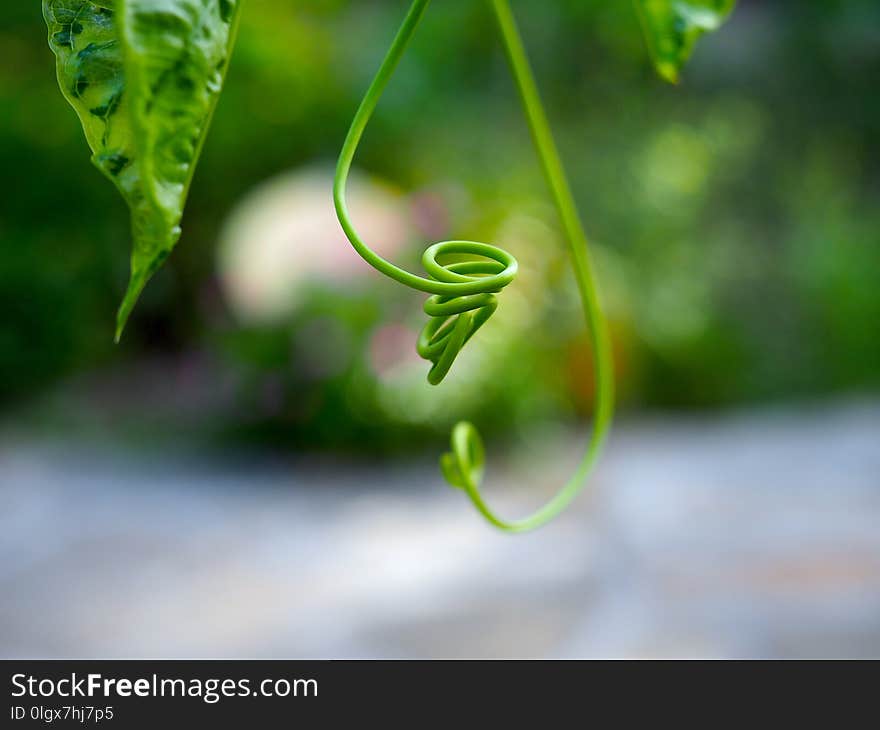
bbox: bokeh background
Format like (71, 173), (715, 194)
(1, 0), (878, 658)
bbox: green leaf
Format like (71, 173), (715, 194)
(43, 0), (242, 340)
(635, 0), (736, 83)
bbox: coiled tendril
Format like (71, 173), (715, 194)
(334, 0), (614, 533)
(417, 241), (517, 385)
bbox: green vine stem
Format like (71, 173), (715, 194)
(334, 0), (614, 533)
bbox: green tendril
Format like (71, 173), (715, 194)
(334, 0), (614, 533)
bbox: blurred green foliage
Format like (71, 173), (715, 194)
(1, 0), (878, 450)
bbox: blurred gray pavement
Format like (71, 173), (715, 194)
(1, 399), (879, 658)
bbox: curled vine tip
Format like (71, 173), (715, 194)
(441, 421), (485, 491)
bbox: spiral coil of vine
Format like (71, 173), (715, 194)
(417, 241), (517, 384)
(334, 0), (615, 533)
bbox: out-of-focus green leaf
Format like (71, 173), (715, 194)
(635, 0), (736, 83)
(43, 0), (242, 339)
